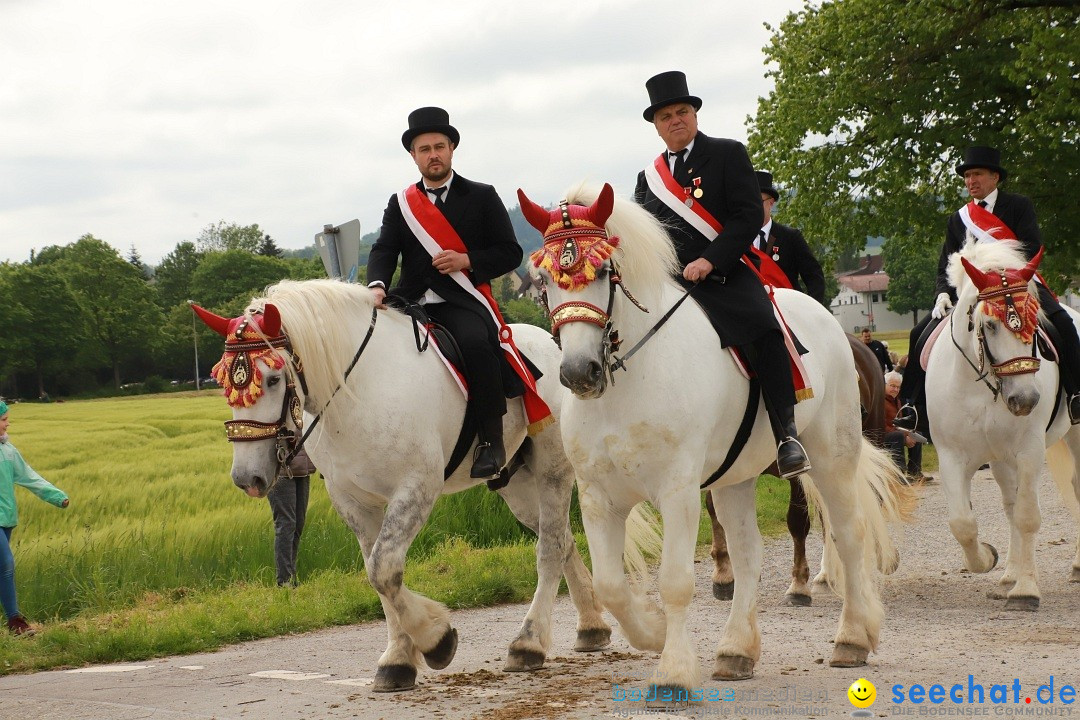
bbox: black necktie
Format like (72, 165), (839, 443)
(670, 149), (686, 179)
(977, 200), (988, 208)
(428, 186), (447, 208)
(758, 230), (767, 250)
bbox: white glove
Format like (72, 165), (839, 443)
(931, 292), (953, 320)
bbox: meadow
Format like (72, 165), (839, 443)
(0, 392), (796, 673)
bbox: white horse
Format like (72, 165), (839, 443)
(195, 279), (657, 692)
(925, 239), (1080, 609)
(517, 183), (910, 690)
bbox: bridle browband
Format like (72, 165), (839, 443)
(222, 305), (379, 476)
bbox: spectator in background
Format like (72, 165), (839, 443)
(268, 443), (315, 587)
(883, 372), (926, 484)
(0, 400), (70, 635)
(861, 327), (893, 373)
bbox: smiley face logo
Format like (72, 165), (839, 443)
(848, 678), (876, 708)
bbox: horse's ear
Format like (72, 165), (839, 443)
(588, 183), (615, 227)
(517, 189), (551, 234)
(189, 302), (231, 337)
(1019, 247), (1044, 282)
(960, 256), (991, 290)
(260, 304), (281, 337)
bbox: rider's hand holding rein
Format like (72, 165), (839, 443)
(683, 257), (714, 283)
(370, 286), (388, 309)
(931, 292), (953, 320)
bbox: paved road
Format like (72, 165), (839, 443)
(1, 470), (1078, 720)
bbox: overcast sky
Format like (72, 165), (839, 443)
(1, 0), (807, 266)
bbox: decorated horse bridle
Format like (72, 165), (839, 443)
(520, 185), (672, 385)
(951, 251), (1043, 400)
(194, 302), (378, 478)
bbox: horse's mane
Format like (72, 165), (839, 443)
(562, 182), (681, 310)
(947, 239), (1031, 295)
(251, 278), (380, 404)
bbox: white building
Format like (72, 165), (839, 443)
(830, 255), (912, 333)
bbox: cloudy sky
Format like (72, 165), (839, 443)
(1, 0), (807, 266)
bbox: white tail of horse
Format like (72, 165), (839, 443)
(623, 502), (664, 587)
(805, 438), (915, 600)
(1047, 440), (1080, 523)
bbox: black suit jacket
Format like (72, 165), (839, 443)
(634, 132), (776, 346)
(367, 174), (523, 315)
(763, 221), (826, 304)
(936, 190), (1042, 301)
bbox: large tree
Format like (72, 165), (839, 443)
(40, 235), (164, 389)
(196, 221), (266, 254)
(188, 250), (293, 309)
(1, 264), (86, 396)
(750, 0), (1079, 298)
(154, 241), (204, 310)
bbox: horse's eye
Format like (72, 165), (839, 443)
(267, 375), (281, 387)
(984, 319), (998, 334)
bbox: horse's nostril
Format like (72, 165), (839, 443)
(587, 361), (602, 383)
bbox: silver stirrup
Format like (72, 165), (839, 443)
(777, 437), (812, 479)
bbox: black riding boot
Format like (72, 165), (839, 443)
(471, 415), (507, 479)
(766, 399), (812, 479)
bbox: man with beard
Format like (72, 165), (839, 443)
(367, 107), (529, 478)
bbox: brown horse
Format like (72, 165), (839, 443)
(705, 333), (887, 604)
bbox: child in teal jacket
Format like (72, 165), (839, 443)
(0, 400), (69, 635)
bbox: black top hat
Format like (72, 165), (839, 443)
(955, 145), (1007, 182)
(756, 171), (780, 201)
(643, 71), (702, 122)
(401, 107), (460, 151)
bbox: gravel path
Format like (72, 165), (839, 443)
(1, 469), (1077, 720)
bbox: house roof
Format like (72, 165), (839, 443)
(838, 273), (890, 293)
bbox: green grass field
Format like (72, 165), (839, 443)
(0, 393), (799, 673)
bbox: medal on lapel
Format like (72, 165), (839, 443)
(691, 177), (703, 199)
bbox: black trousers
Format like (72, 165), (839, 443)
(425, 302), (507, 419)
(739, 329), (797, 425)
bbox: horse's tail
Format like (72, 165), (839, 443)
(803, 438), (915, 595)
(623, 502), (663, 587)
(1047, 438), (1080, 523)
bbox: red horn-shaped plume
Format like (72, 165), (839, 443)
(960, 256), (992, 291)
(517, 188), (551, 233)
(587, 183), (615, 227)
(189, 302), (231, 337)
(1019, 247), (1044, 283)
(259, 304), (282, 337)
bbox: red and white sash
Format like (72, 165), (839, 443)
(643, 156), (813, 400)
(959, 201), (1017, 244)
(398, 185), (553, 433)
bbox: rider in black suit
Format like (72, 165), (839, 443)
(633, 71), (810, 479)
(897, 145), (1080, 429)
(367, 107), (524, 477)
(754, 171), (826, 305)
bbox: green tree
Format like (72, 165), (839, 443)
(196, 221), (265, 254)
(127, 244), (150, 279)
(750, 0), (1079, 288)
(257, 234), (283, 257)
(882, 235), (939, 324)
(502, 297), (550, 331)
(154, 241), (204, 310)
(188, 250), (293, 309)
(45, 235), (164, 389)
(2, 264), (86, 396)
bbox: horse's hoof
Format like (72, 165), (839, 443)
(782, 593), (812, 607)
(986, 587), (1009, 600)
(983, 542), (999, 571)
(423, 627), (458, 670)
(1070, 568), (1080, 583)
(1005, 595), (1040, 612)
(574, 627), (612, 652)
(712, 581), (735, 601)
(504, 648), (545, 672)
(830, 643), (869, 668)
(372, 664), (417, 693)
(712, 654), (755, 680)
